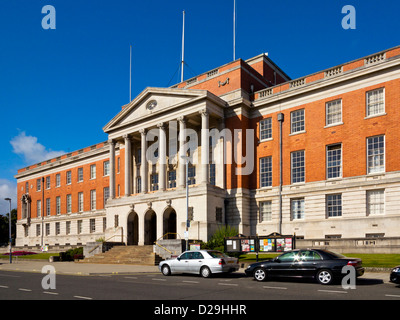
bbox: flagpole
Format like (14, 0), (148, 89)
(233, 0), (236, 61)
(129, 45), (132, 102)
(181, 10), (185, 82)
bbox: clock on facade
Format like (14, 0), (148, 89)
(146, 100), (157, 110)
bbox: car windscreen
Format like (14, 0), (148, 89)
(207, 251), (228, 258)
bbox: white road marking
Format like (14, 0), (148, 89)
(218, 283), (238, 286)
(182, 280), (199, 284)
(43, 291), (59, 295)
(18, 288), (32, 292)
(0, 285), (9, 288)
(263, 286), (287, 290)
(152, 278), (166, 281)
(385, 294), (400, 298)
(74, 295), (93, 300)
(318, 289), (348, 294)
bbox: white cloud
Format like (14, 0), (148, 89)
(10, 131), (65, 164)
(0, 179), (17, 215)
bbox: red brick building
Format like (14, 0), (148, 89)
(15, 46), (400, 249)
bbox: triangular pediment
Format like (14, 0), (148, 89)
(103, 87), (217, 133)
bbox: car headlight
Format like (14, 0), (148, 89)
(392, 267), (400, 273)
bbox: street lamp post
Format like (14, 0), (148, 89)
(185, 159), (189, 251)
(181, 156), (190, 251)
(4, 198), (12, 264)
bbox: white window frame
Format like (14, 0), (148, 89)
(367, 189), (385, 215)
(326, 99), (342, 126)
(366, 88), (385, 117)
(290, 109), (305, 134)
(78, 192), (84, 213)
(168, 170), (177, 188)
(291, 150), (305, 184)
(37, 200), (41, 217)
(90, 164), (96, 179)
(150, 173), (159, 191)
(90, 218), (96, 233)
(103, 187), (110, 207)
(66, 194), (72, 213)
(260, 117), (272, 141)
(326, 144), (342, 179)
(259, 201), (272, 222)
(46, 198), (50, 216)
(66, 171), (71, 185)
(367, 135), (385, 174)
(260, 156), (272, 188)
(291, 198), (305, 220)
(90, 189), (96, 211)
(326, 194), (342, 218)
(66, 221), (71, 235)
(56, 196), (61, 215)
(78, 167), (83, 182)
(103, 160), (110, 176)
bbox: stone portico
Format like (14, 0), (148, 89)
(103, 87), (228, 244)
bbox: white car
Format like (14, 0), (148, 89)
(159, 250), (240, 278)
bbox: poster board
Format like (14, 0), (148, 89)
(225, 233), (295, 253)
(240, 239), (256, 252)
(258, 238), (275, 252)
(225, 239), (241, 252)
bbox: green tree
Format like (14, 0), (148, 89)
(202, 225), (238, 252)
(0, 209), (17, 245)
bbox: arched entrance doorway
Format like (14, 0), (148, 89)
(144, 210), (157, 245)
(127, 211), (138, 245)
(163, 208), (177, 239)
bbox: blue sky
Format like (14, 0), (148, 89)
(0, 0), (399, 214)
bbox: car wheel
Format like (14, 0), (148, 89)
(161, 264), (171, 276)
(200, 266), (212, 278)
(316, 269), (333, 285)
(253, 267), (267, 282)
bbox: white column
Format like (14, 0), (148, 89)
(178, 116), (186, 188)
(200, 110), (209, 184)
(123, 134), (132, 196)
(109, 139), (116, 199)
(140, 129), (148, 193)
(138, 214), (145, 245)
(158, 123), (167, 191)
(218, 118), (226, 189)
(157, 211), (163, 240)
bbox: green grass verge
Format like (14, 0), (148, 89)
(0, 252), (58, 260)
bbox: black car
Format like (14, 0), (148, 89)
(245, 249), (364, 285)
(390, 266), (400, 284)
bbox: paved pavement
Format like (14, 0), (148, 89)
(0, 259), (159, 276)
(0, 259), (392, 283)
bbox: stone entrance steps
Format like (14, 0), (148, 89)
(80, 245), (163, 266)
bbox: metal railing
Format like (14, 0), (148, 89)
(154, 233), (181, 255)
